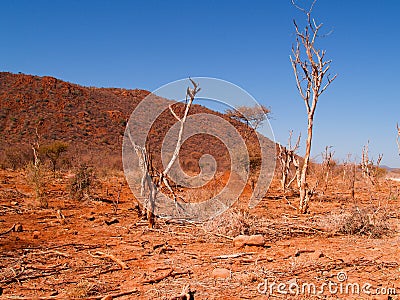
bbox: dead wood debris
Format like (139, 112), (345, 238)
(212, 252), (256, 259)
(0, 223), (16, 236)
(88, 251), (129, 270)
(142, 269), (192, 284)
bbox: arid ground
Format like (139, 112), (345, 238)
(1, 167), (399, 300)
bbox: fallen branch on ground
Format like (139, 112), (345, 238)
(213, 252), (256, 259)
(88, 251), (129, 270)
(142, 269), (192, 284)
(0, 223), (16, 236)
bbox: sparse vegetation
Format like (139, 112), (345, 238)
(39, 141), (68, 174)
(338, 206), (390, 238)
(68, 164), (96, 201)
(25, 132), (47, 208)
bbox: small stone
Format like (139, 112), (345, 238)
(33, 231), (40, 239)
(233, 234), (265, 247)
(14, 223), (23, 232)
(233, 235), (248, 247)
(11, 201), (18, 206)
(246, 234), (265, 246)
(212, 268), (231, 280)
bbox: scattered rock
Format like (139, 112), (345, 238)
(33, 231), (40, 239)
(212, 268), (231, 280)
(233, 235), (248, 247)
(10, 201), (18, 206)
(14, 223), (23, 232)
(233, 234), (265, 247)
(246, 234), (265, 246)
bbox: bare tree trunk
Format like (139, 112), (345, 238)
(278, 131), (300, 194)
(299, 115), (313, 213)
(290, 0), (336, 213)
(130, 79), (200, 228)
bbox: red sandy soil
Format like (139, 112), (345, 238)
(0, 169), (399, 300)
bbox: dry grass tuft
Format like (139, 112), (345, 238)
(203, 208), (258, 237)
(68, 164), (97, 201)
(338, 206), (391, 238)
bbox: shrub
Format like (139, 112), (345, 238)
(4, 146), (33, 170)
(68, 164), (95, 201)
(203, 209), (258, 237)
(39, 141), (68, 174)
(25, 157), (47, 208)
(338, 206), (390, 238)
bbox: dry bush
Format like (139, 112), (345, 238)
(2, 145), (33, 170)
(68, 164), (97, 201)
(321, 206), (391, 238)
(25, 160), (47, 208)
(202, 208), (258, 237)
(338, 207), (390, 238)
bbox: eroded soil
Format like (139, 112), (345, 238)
(0, 169), (399, 299)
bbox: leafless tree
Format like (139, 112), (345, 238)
(26, 127), (47, 208)
(131, 79), (200, 228)
(278, 131), (301, 193)
(290, 0), (337, 213)
(321, 146), (334, 193)
(360, 141), (383, 186)
(343, 154), (356, 201)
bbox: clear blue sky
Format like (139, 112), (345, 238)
(1, 1), (400, 167)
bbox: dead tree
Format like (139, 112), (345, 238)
(343, 154), (356, 201)
(321, 146), (334, 193)
(132, 79), (200, 228)
(28, 127), (47, 208)
(290, 0), (337, 213)
(278, 131), (301, 193)
(360, 141), (383, 186)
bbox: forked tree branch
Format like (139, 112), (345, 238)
(163, 78), (200, 176)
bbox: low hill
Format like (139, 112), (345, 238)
(0, 72), (272, 174)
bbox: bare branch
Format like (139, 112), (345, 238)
(169, 104), (182, 122)
(163, 79), (200, 176)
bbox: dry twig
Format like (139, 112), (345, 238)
(88, 251), (129, 270)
